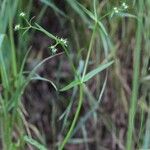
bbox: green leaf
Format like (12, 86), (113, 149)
(83, 61), (113, 82)
(60, 79), (81, 92)
(76, 1), (108, 36)
(141, 75), (150, 82)
(60, 61), (113, 92)
(66, 0), (89, 24)
(0, 34), (9, 89)
(0, 34), (5, 47)
(31, 75), (57, 91)
(97, 21), (108, 36)
(24, 136), (47, 150)
(40, 0), (66, 17)
(28, 53), (63, 81)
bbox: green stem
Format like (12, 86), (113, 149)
(59, 84), (83, 150)
(9, 13), (17, 78)
(81, 23), (97, 81)
(126, 0), (143, 149)
(31, 25), (80, 80)
(59, 22), (97, 150)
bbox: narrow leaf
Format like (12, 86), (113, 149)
(76, 1), (108, 36)
(40, 0), (66, 17)
(24, 136), (47, 150)
(0, 34), (9, 89)
(66, 0), (88, 24)
(83, 61), (113, 82)
(0, 34), (5, 47)
(31, 75), (57, 91)
(60, 80), (81, 92)
(118, 13), (137, 19)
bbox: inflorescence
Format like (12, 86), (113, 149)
(14, 12), (68, 55)
(113, 2), (128, 14)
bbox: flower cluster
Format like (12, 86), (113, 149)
(14, 12), (26, 31)
(49, 38), (68, 55)
(113, 2), (128, 14)
(14, 12), (68, 56)
(50, 45), (58, 54)
(60, 38), (67, 47)
(113, 7), (119, 13)
(122, 2), (128, 9)
(19, 12), (26, 17)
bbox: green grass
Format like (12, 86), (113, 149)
(126, 0), (144, 149)
(0, 0), (150, 150)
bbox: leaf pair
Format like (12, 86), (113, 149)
(60, 61), (113, 91)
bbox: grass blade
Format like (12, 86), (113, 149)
(142, 114), (150, 149)
(0, 34), (9, 89)
(126, 0), (144, 149)
(31, 75), (57, 91)
(24, 136), (47, 150)
(83, 61), (113, 82)
(40, 0), (66, 17)
(59, 79), (80, 92)
(66, 0), (88, 24)
(0, 34), (5, 46)
(76, 1), (108, 36)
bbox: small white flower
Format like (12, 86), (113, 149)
(50, 45), (57, 54)
(122, 2), (128, 9)
(113, 7), (117, 10)
(14, 24), (20, 31)
(52, 48), (57, 53)
(60, 38), (67, 46)
(124, 5), (128, 9)
(19, 12), (26, 17)
(113, 7), (119, 13)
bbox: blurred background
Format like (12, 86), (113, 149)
(0, 0), (150, 150)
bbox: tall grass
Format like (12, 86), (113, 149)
(0, 0), (51, 149)
(126, 0), (144, 149)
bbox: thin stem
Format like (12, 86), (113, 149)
(59, 22), (98, 150)
(81, 23), (97, 81)
(9, 12), (17, 78)
(31, 25), (81, 80)
(59, 84), (83, 150)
